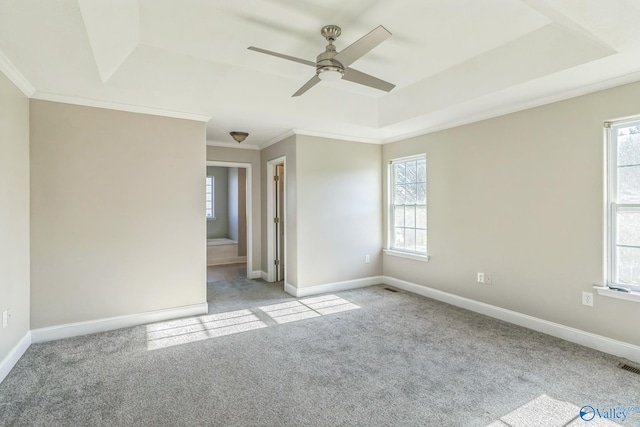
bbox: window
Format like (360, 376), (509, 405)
(607, 119), (640, 291)
(206, 176), (214, 219)
(390, 155), (427, 254)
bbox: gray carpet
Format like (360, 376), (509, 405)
(1, 270), (639, 426)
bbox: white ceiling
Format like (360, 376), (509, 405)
(2, 0), (640, 148)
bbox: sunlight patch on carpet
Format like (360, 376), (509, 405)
(486, 394), (623, 427)
(146, 309), (267, 350)
(146, 295), (360, 350)
(260, 295), (359, 324)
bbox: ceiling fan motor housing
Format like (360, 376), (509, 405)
(317, 26), (344, 79)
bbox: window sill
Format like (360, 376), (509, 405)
(593, 286), (640, 303)
(207, 217), (217, 221)
(383, 249), (430, 262)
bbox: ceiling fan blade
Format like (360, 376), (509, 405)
(333, 25), (391, 68)
(248, 47), (316, 67)
(292, 75), (321, 97)
(343, 68), (395, 92)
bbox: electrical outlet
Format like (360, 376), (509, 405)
(582, 292), (594, 307)
(365, 254), (370, 263)
(484, 274), (492, 285)
(477, 272), (485, 283)
(2, 310), (7, 328)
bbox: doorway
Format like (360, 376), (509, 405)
(206, 161), (252, 279)
(267, 157), (286, 284)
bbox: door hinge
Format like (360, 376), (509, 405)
(274, 259), (280, 265)
(274, 217), (280, 224)
(274, 175), (280, 181)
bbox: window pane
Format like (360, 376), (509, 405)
(394, 228), (404, 248)
(390, 157), (426, 255)
(405, 206), (415, 228)
(394, 184), (405, 205)
(617, 165), (640, 203)
(617, 128), (640, 167)
(206, 194), (212, 201)
(394, 163), (406, 184)
(404, 229), (415, 251)
(406, 161), (417, 183)
(405, 184), (417, 205)
(617, 210), (640, 247)
(416, 206), (427, 229)
(417, 159), (426, 182)
(416, 230), (427, 252)
(416, 182), (426, 205)
(394, 206), (404, 227)
(616, 246), (640, 285)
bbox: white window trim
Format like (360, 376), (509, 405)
(206, 175), (216, 220)
(594, 285), (640, 303)
(387, 154), (428, 258)
(600, 118), (640, 303)
(383, 249), (430, 262)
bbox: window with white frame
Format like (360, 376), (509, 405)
(607, 119), (640, 291)
(390, 155), (427, 254)
(206, 176), (215, 219)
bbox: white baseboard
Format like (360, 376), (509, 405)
(286, 276), (383, 298)
(284, 282), (296, 296)
(0, 331), (31, 384)
(31, 303), (208, 343)
(250, 270), (263, 280)
(260, 271), (268, 281)
(383, 276), (640, 364)
(207, 256), (247, 266)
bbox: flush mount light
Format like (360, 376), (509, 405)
(230, 132), (249, 143)
(317, 65), (344, 81)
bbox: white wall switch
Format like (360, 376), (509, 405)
(365, 254), (370, 263)
(477, 272), (485, 283)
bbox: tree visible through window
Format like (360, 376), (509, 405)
(206, 176), (214, 219)
(391, 156), (427, 254)
(608, 120), (640, 290)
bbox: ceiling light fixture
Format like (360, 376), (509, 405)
(317, 65), (344, 81)
(230, 131), (249, 143)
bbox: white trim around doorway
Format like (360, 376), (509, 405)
(206, 161), (253, 279)
(266, 156), (286, 285)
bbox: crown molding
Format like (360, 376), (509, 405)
(259, 130), (296, 150)
(206, 140), (260, 150)
(380, 69), (640, 145)
(259, 128), (383, 150)
(0, 51), (36, 97)
(294, 129), (382, 145)
(32, 92), (211, 122)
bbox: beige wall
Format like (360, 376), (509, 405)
(383, 81), (640, 346)
(261, 136), (297, 285)
(0, 73), (30, 362)
(206, 146), (261, 275)
(30, 100), (206, 328)
(296, 135), (382, 287)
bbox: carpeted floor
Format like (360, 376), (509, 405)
(1, 264), (639, 426)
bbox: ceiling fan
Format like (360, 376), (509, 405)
(248, 25), (396, 97)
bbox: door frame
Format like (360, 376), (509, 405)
(206, 161), (253, 279)
(266, 156), (286, 283)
